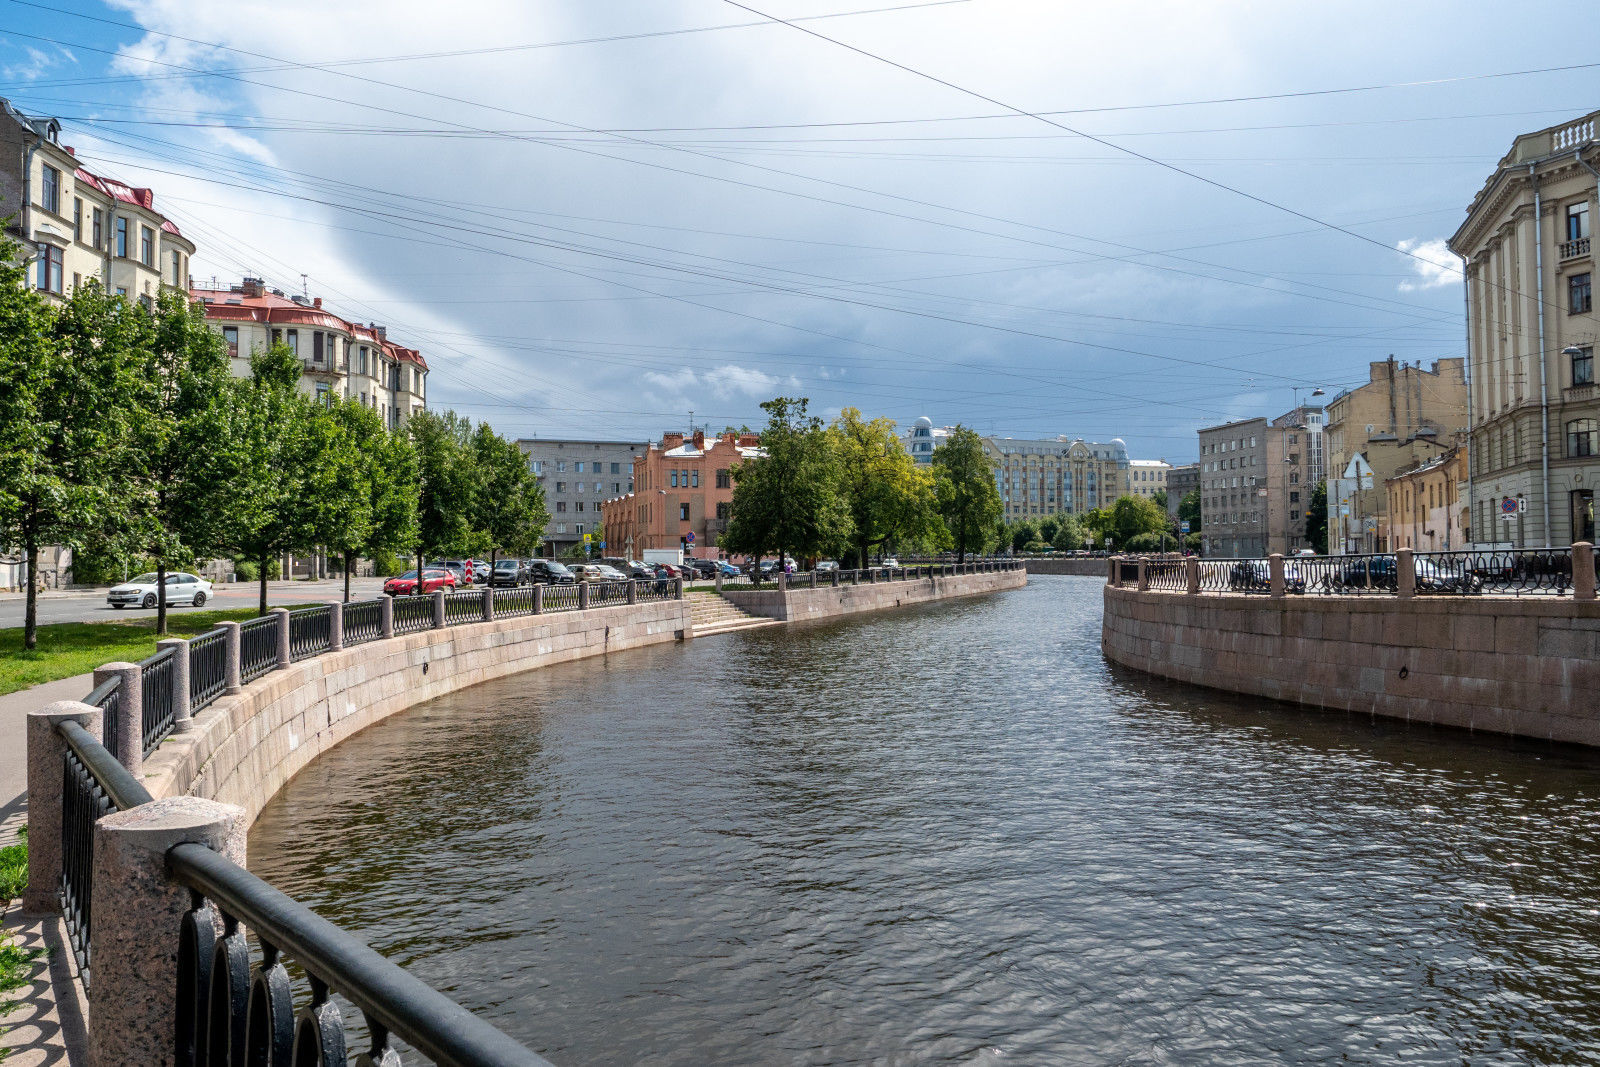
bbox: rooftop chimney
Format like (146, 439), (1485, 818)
(662, 432), (685, 449)
(313, 297), (322, 309)
(241, 277), (265, 298)
(737, 433), (760, 448)
(692, 429), (705, 451)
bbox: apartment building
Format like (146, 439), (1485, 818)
(601, 430), (762, 558)
(983, 435), (1132, 520)
(903, 416), (950, 463)
(1198, 412), (1315, 557)
(3, 98), (194, 309)
(192, 279), (428, 428)
(1323, 357), (1467, 553)
(517, 439), (647, 557)
(1385, 447), (1468, 552)
(1128, 459), (1171, 501)
(1448, 110), (1600, 547)
(1166, 463), (1199, 520)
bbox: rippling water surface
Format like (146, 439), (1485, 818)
(250, 576), (1600, 1065)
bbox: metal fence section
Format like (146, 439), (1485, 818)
(443, 589), (481, 625)
(1297, 554), (1398, 595)
(544, 584), (581, 612)
(343, 598), (384, 646)
(86, 676), (122, 766)
(239, 615), (279, 683)
(188, 628), (227, 713)
(168, 842), (552, 1067)
(393, 594), (435, 635)
(139, 647), (176, 756)
(1147, 559), (1187, 591)
(496, 585), (537, 617)
(590, 580), (630, 607)
(1413, 548), (1573, 596)
(634, 578), (674, 602)
(288, 605), (333, 661)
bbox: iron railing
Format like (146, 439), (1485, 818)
(58, 719), (152, 989)
(86, 676), (122, 765)
(544, 584), (581, 612)
(289, 605), (333, 661)
(139, 646), (176, 755)
(1413, 548), (1573, 596)
(189, 628), (227, 713)
(496, 586), (537, 617)
(443, 590), (482, 625)
(634, 578), (674, 602)
(239, 616), (279, 683)
(1147, 559), (1187, 591)
(589, 580), (630, 607)
(1298, 554), (1399, 595)
(393, 595), (435, 636)
(343, 598), (383, 646)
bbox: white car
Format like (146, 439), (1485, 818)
(881, 557), (901, 568)
(107, 572), (214, 610)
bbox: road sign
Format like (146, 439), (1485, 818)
(1104, 536), (1112, 546)
(598, 541), (605, 551)
(1180, 521), (1190, 534)
(1501, 496), (1519, 515)
(685, 531), (695, 544)
(583, 534), (591, 543)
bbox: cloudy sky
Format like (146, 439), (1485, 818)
(4, 0), (1598, 458)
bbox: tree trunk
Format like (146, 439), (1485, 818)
(258, 553), (269, 616)
(156, 560), (168, 635)
(23, 541), (38, 652)
(416, 549), (425, 595)
(344, 551), (354, 603)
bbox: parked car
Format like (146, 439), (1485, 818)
(385, 569), (456, 596)
(880, 557), (900, 568)
(684, 558), (719, 579)
(715, 560), (741, 577)
(815, 560), (839, 572)
(107, 572), (213, 609)
(468, 559), (491, 582)
(434, 560), (473, 586)
(624, 562), (656, 581)
(1227, 560), (1306, 594)
(1331, 556), (1398, 591)
(593, 564), (630, 582)
(490, 559), (525, 587)
(1414, 558), (1482, 593)
(525, 559), (574, 585)
(649, 563), (682, 579)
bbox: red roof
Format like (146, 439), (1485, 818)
(190, 286), (427, 369)
(72, 164), (180, 236)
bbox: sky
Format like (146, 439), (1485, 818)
(2, 0), (1598, 459)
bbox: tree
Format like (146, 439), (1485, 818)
(829, 408), (941, 566)
(1107, 495), (1169, 548)
(123, 288), (232, 635)
(292, 399), (373, 604)
(1009, 518), (1039, 553)
(931, 426), (1001, 563)
(722, 397), (852, 569)
(472, 422), (547, 567)
(408, 410), (480, 579)
(1177, 489), (1202, 533)
(1305, 481), (1329, 554)
(1153, 489), (1168, 510)
(1051, 513), (1086, 552)
(0, 264), (144, 650)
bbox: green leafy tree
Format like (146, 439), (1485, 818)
(1091, 495), (1170, 551)
(829, 408), (941, 565)
(1051, 513), (1086, 552)
(1009, 518), (1039, 553)
(288, 398), (372, 604)
(472, 422), (548, 566)
(408, 410), (480, 578)
(722, 397), (852, 569)
(123, 288), (233, 634)
(1305, 481), (1329, 554)
(1177, 489), (1202, 533)
(931, 426), (1002, 563)
(1153, 489), (1168, 511)
(0, 265), (144, 649)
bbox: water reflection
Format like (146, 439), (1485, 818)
(252, 576), (1600, 1065)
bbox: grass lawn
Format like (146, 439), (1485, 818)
(0, 607), (309, 697)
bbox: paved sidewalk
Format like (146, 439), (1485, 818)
(0, 675), (93, 850)
(0, 904), (86, 1066)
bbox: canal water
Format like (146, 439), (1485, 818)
(250, 576), (1600, 1065)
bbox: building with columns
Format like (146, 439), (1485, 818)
(1449, 110), (1599, 547)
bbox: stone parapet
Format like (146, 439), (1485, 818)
(1023, 558), (1106, 577)
(723, 568), (1025, 622)
(1102, 585), (1600, 746)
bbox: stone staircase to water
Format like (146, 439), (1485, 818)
(687, 591), (781, 636)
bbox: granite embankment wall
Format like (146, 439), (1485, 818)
(1102, 585), (1600, 746)
(142, 599), (689, 821)
(722, 568), (1025, 621)
(1023, 558), (1105, 577)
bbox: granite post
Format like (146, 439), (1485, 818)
(94, 662), (141, 774)
(156, 637), (193, 733)
(24, 701), (101, 913)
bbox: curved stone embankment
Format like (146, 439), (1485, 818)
(1102, 585), (1600, 746)
(722, 568), (1025, 621)
(1023, 558), (1106, 577)
(142, 600), (689, 821)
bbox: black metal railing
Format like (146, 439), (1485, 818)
(1117, 561), (1140, 585)
(634, 579), (673, 602)
(1298, 554), (1398, 595)
(1147, 559), (1187, 591)
(58, 719), (153, 989)
(393, 595), (435, 635)
(443, 589), (482, 625)
(189, 628), (227, 713)
(544, 584), (581, 612)
(169, 843), (551, 1067)
(343, 599), (383, 646)
(1413, 548), (1573, 596)
(239, 616), (279, 683)
(589, 581), (629, 607)
(87, 675), (122, 766)
(289, 606), (333, 661)
(496, 586), (537, 617)
(140, 646), (176, 755)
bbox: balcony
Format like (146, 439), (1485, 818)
(301, 358), (340, 379)
(1565, 382), (1599, 403)
(1560, 236), (1591, 261)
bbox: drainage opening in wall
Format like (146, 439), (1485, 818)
(1398, 665), (1408, 679)
(422, 660), (429, 675)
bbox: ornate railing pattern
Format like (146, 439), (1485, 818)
(140, 646), (176, 755)
(496, 585), (537, 617)
(393, 595), (434, 636)
(589, 580), (630, 607)
(87, 676), (122, 766)
(1147, 559), (1187, 591)
(288, 606), (332, 662)
(544, 584), (581, 612)
(1120, 549), (1582, 598)
(634, 579), (674, 602)
(1413, 548), (1572, 596)
(189, 629), (227, 714)
(443, 590), (482, 625)
(239, 616), (280, 683)
(1295, 554), (1396, 595)
(342, 599), (383, 647)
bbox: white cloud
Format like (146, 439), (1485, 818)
(1395, 238), (1461, 292)
(3, 45), (72, 81)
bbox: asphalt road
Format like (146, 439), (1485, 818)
(0, 577), (391, 628)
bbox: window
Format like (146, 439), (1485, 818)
(1571, 272), (1592, 315)
(556, 502), (567, 513)
(670, 470), (679, 487)
(36, 244), (63, 294)
(716, 502), (730, 520)
(313, 332), (325, 362)
(140, 225), (154, 266)
(613, 482), (621, 494)
(115, 217), (128, 257)
(555, 482), (566, 492)
(1570, 202), (1591, 241)
(691, 470), (699, 488)
(680, 503), (690, 521)
(171, 250), (181, 285)
(92, 208), (103, 248)
(1567, 418), (1597, 457)
(73, 198), (82, 240)
(576, 462), (585, 473)
(1290, 491), (1300, 503)
(575, 524), (585, 536)
(286, 329), (298, 356)
(359, 347), (368, 374)
(557, 461), (566, 472)
(556, 523), (567, 535)
(575, 502), (585, 513)
(40, 164), (59, 214)
(222, 327), (239, 357)
(1573, 346), (1594, 386)
(314, 383), (330, 406)
(611, 462), (620, 474)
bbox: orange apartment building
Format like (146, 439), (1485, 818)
(601, 430), (762, 558)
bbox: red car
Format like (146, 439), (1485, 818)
(384, 569), (457, 596)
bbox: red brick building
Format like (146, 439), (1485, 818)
(601, 430), (761, 558)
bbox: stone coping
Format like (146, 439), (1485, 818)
(721, 568), (1025, 622)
